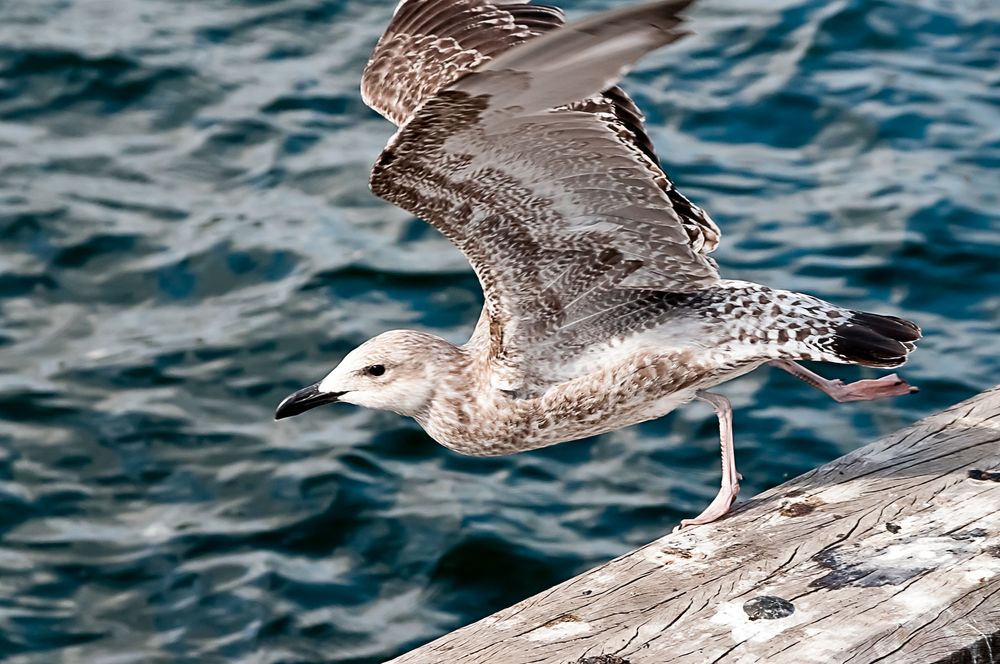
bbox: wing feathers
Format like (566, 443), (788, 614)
(459, 0), (693, 116)
(367, 0), (721, 392)
(362, 0), (564, 125)
(362, 0), (718, 255)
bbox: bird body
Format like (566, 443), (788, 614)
(289, 278), (917, 457)
(275, 0), (921, 527)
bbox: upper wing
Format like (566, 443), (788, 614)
(368, 0), (721, 392)
(361, 0), (566, 126)
(361, 0), (719, 246)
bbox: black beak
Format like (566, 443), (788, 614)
(274, 383), (345, 420)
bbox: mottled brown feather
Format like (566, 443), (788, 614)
(361, 0), (719, 257)
(365, 0), (724, 392)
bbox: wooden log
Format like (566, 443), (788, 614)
(391, 386), (1000, 664)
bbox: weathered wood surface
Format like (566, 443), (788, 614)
(392, 386), (1000, 664)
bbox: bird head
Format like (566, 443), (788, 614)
(274, 330), (458, 420)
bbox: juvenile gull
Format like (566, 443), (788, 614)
(275, 0), (921, 527)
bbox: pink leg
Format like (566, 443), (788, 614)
(769, 360), (917, 403)
(675, 391), (741, 531)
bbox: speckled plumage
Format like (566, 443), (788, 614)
(276, 0), (922, 526)
(399, 281), (910, 456)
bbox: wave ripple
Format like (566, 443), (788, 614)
(0, 0), (997, 661)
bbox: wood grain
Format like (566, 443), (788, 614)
(391, 386), (1000, 664)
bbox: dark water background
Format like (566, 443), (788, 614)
(0, 0), (998, 661)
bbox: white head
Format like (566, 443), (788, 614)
(275, 330), (461, 420)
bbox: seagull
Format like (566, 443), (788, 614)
(275, 0), (920, 528)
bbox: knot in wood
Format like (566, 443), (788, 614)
(742, 595), (795, 621)
(967, 468), (1000, 482)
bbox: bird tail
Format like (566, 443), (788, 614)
(828, 311), (922, 368)
(702, 283), (922, 369)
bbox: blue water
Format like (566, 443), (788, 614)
(0, 0), (997, 661)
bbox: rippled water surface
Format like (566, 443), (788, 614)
(1, 0), (998, 661)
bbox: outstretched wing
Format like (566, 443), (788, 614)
(361, 0), (718, 244)
(367, 0), (722, 393)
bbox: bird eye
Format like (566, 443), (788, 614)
(365, 364), (386, 377)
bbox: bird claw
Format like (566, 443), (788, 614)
(674, 481), (740, 531)
(832, 374), (918, 402)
